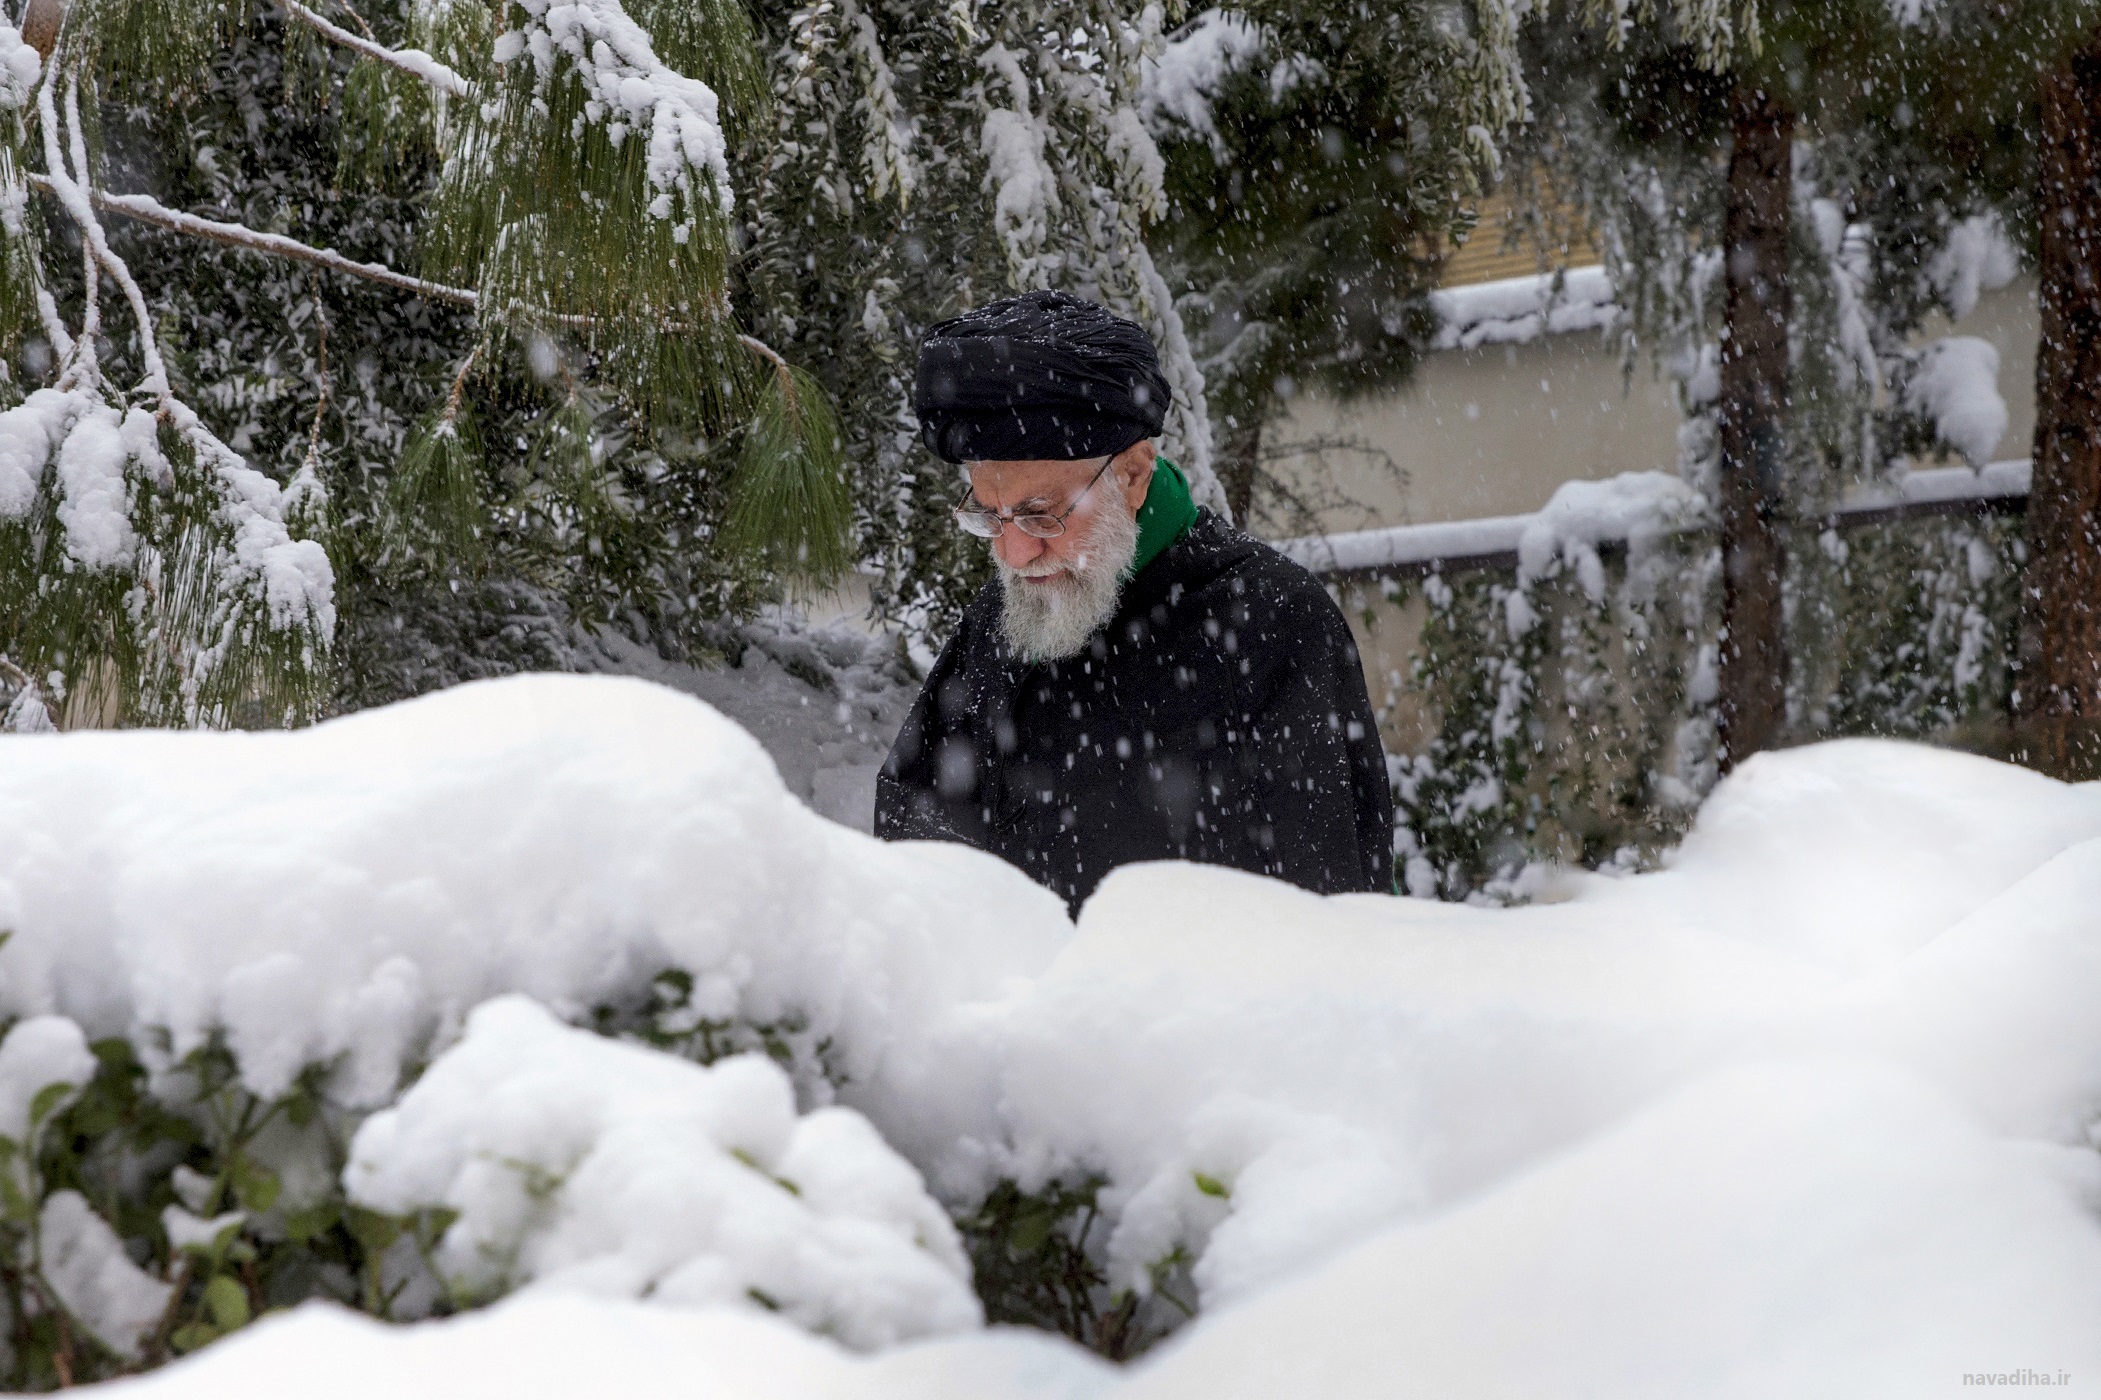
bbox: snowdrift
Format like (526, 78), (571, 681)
(1, 673), (2098, 1395)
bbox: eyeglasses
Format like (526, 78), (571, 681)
(952, 456), (1114, 539)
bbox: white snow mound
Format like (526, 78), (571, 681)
(5, 677), (2101, 1396)
(0, 672), (1070, 1111)
(345, 995), (980, 1349)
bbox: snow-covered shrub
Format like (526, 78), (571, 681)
(1385, 495), (2024, 898)
(344, 997), (980, 1348)
(7, 674), (2101, 1390)
(0, 674), (1066, 1383)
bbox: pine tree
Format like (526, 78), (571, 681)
(738, 0), (1237, 639)
(1141, 3), (1487, 530)
(1502, 0), (2099, 768)
(0, 0), (843, 729)
(2019, 23), (2101, 746)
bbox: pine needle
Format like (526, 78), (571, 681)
(386, 401), (489, 571)
(720, 364), (852, 587)
(336, 57), (435, 189)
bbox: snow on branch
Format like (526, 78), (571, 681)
(497, 0), (734, 218)
(40, 177), (800, 385)
(40, 74), (168, 395)
(36, 178), (479, 306)
(279, 0), (471, 97)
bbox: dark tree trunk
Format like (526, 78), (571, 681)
(1715, 81), (1795, 772)
(1216, 411), (1263, 528)
(2018, 30), (2101, 733)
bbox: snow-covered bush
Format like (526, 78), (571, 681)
(0, 674), (1061, 1383)
(1382, 485), (2024, 898)
(344, 996), (980, 1347)
(5, 672), (2101, 1393)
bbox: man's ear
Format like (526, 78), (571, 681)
(1113, 439), (1157, 514)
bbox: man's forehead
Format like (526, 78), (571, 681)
(967, 457), (1101, 500)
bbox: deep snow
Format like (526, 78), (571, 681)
(1, 674), (2097, 1395)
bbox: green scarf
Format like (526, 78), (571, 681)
(1127, 457), (1199, 579)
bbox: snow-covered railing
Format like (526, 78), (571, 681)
(1280, 459), (2033, 580)
(1428, 265), (1618, 352)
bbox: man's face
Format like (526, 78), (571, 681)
(965, 441), (1156, 575)
(967, 441), (1156, 662)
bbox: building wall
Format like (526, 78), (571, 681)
(1267, 277), (2042, 760)
(1270, 280), (2042, 535)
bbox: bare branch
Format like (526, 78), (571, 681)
(19, 0), (64, 59)
(302, 279), (331, 475)
(277, 0), (472, 98)
(52, 72), (171, 396)
(736, 333), (789, 371)
(34, 177), (482, 306)
(327, 0), (380, 42)
(26, 181), (801, 384)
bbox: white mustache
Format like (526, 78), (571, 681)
(1013, 559), (1079, 580)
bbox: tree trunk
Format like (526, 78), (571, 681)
(2017, 29), (2101, 727)
(1714, 81), (1794, 772)
(1216, 411), (1264, 529)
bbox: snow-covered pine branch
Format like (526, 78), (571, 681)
(0, 29), (333, 729)
(419, 0), (769, 442)
(966, 11), (1223, 514)
(0, 0), (877, 726)
(30, 177), (478, 305)
(279, 0), (471, 97)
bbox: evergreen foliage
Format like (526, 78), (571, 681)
(739, 0), (1236, 637)
(0, 0), (860, 729)
(1383, 507), (2026, 900)
(1145, 3), (1477, 530)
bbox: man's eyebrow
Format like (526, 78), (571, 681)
(966, 491), (1055, 511)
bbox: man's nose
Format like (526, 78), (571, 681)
(993, 526), (1045, 570)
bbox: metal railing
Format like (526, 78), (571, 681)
(1276, 460), (2032, 581)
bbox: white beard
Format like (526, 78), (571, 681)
(996, 502), (1141, 664)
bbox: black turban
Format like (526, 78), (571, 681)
(914, 290), (1172, 464)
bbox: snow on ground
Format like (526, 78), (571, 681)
(3, 675), (2100, 1394)
(86, 1293), (1114, 1400)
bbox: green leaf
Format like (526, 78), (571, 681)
(27, 1080), (74, 1130)
(0, 1167), (31, 1225)
(346, 1206), (404, 1258)
(1192, 1172), (1231, 1199)
(169, 1320), (218, 1354)
(1008, 1201), (1059, 1255)
(284, 1202), (338, 1246)
(202, 1274), (250, 1330)
(232, 1157), (281, 1214)
(412, 1206), (460, 1252)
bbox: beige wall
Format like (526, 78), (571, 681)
(1270, 279), (2042, 535)
(1271, 278), (2043, 760)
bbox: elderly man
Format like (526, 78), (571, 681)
(875, 290), (1393, 913)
